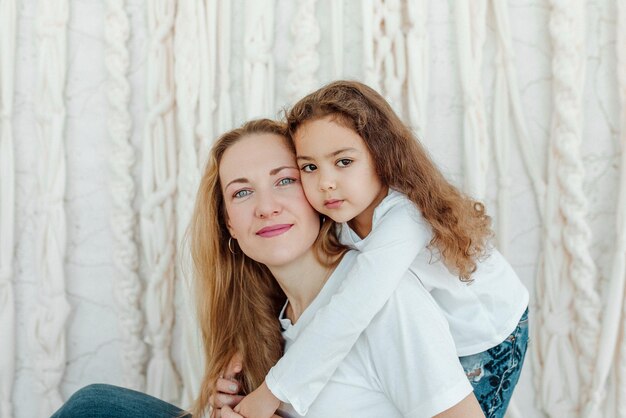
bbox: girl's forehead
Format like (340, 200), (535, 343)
(294, 118), (366, 150)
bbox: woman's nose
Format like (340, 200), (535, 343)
(254, 194), (282, 218)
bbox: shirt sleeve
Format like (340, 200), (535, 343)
(266, 198), (432, 415)
(368, 276), (473, 417)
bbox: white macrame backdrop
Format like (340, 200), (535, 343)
(31, 1), (71, 416)
(6, 2), (626, 417)
(141, 0), (180, 404)
(286, 0), (320, 103)
(455, 0), (490, 200)
(105, 0), (148, 392)
(0, 1), (16, 417)
(243, 0), (275, 119)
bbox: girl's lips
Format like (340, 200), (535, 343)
(256, 224), (293, 237)
(324, 199), (343, 209)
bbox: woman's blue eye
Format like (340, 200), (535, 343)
(278, 178), (296, 186)
(301, 164), (317, 173)
(233, 189), (252, 198)
(337, 159), (353, 167)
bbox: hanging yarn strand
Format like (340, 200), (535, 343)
(196, 0), (217, 166)
(31, 0), (71, 416)
(405, 0), (429, 139)
(491, 0), (546, 219)
(363, 0), (406, 115)
(616, 2), (626, 417)
(491, 16), (512, 256)
(0, 0), (17, 417)
(330, 0), (343, 79)
(141, 0), (180, 404)
(105, 0), (148, 392)
(243, 0), (275, 119)
(216, 0), (232, 134)
(174, 0), (204, 406)
(454, 0), (490, 200)
(286, 0), (320, 103)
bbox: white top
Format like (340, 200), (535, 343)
(277, 251), (473, 418)
(266, 190), (528, 414)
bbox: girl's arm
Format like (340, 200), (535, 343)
(434, 394), (485, 418)
(266, 196), (431, 415)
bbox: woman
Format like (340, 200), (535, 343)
(52, 119), (483, 418)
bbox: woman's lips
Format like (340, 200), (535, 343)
(256, 224), (293, 237)
(324, 199), (343, 209)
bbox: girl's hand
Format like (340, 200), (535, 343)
(232, 381), (281, 418)
(210, 353), (244, 416)
(221, 405), (283, 418)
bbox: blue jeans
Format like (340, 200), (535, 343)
(50, 384), (190, 418)
(459, 308), (529, 418)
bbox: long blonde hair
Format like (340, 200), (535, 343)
(287, 80), (493, 281)
(189, 119), (344, 416)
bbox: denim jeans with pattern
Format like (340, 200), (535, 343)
(459, 308), (529, 418)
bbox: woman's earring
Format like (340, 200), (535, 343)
(228, 237), (236, 254)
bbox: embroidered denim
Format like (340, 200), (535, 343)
(459, 308), (529, 418)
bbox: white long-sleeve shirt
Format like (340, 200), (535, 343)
(266, 189), (528, 415)
(277, 251), (473, 418)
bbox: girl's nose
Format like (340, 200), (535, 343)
(319, 177), (336, 191)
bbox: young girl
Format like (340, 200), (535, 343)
(225, 81), (529, 418)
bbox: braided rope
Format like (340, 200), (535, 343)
(142, 0), (180, 403)
(550, 0), (601, 405)
(174, 0), (204, 406)
(105, 0), (147, 392)
(286, 0), (320, 103)
(31, 1), (71, 415)
(331, 0), (343, 78)
(405, 0), (429, 139)
(243, 0), (275, 119)
(534, 2), (601, 416)
(0, 0), (16, 416)
(454, 0), (489, 199)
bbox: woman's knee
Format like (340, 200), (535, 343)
(51, 384), (119, 417)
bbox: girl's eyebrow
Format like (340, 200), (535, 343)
(296, 147), (359, 161)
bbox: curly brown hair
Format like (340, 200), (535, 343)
(286, 80), (493, 281)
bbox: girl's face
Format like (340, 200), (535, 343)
(220, 133), (321, 268)
(293, 116), (387, 236)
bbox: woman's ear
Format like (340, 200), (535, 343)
(226, 218), (236, 239)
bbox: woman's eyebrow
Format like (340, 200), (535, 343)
(225, 177), (249, 190)
(297, 147), (359, 161)
(269, 165), (298, 175)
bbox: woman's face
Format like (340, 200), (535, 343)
(220, 133), (321, 268)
